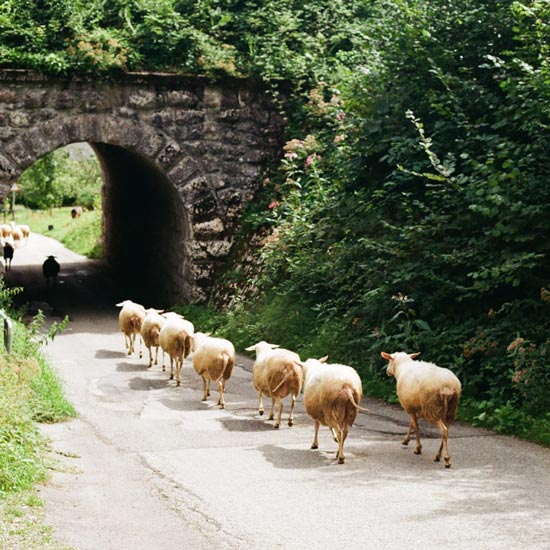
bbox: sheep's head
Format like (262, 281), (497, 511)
(245, 341), (279, 357)
(381, 351), (420, 377)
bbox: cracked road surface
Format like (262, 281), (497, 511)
(5, 233), (550, 549)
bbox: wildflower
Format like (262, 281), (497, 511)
(284, 151), (298, 160)
(334, 134), (345, 143)
(507, 337), (525, 352)
(305, 154), (320, 167)
(268, 201), (280, 210)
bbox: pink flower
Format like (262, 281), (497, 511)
(305, 153), (320, 167)
(268, 201), (280, 210)
(284, 151), (298, 160)
(334, 134), (345, 143)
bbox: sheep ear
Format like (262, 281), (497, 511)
(318, 355), (329, 363)
(244, 344), (256, 351)
(381, 352), (393, 361)
(115, 301), (125, 307)
(205, 332), (212, 337)
(270, 344), (280, 349)
(409, 352), (421, 359)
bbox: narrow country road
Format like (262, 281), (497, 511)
(4, 233), (550, 550)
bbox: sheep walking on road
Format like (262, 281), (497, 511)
(159, 313), (194, 386)
(300, 356), (368, 464)
(42, 255), (60, 287)
(381, 351), (461, 468)
(246, 341), (303, 429)
(140, 309), (166, 368)
(116, 300), (146, 358)
(192, 332), (235, 408)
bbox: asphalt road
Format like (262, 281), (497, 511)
(4, 233), (550, 550)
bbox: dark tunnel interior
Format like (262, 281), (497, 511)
(92, 143), (187, 307)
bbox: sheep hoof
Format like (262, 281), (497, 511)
(176, 381), (180, 387)
(274, 424), (280, 430)
(311, 444), (318, 450)
(268, 415), (274, 421)
(169, 374), (173, 380)
(288, 420), (293, 427)
(445, 463), (451, 469)
(414, 449), (422, 455)
(434, 456), (441, 462)
(219, 404), (225, 410)
(259, 410), (264, 416)
(162, 367), (165, 372)
(202, 397), (207, 401)
(338, 457), (345, 465)
(139, 352), (143, 358)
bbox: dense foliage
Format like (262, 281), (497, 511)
(18, 147), (102, 210)
(2, 0), (550, 441)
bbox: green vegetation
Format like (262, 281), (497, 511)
(0, 282), (75, 547)
(18, 147), (102, 212)
(2, 1), (550, 443)
(15, 207), (103, 259)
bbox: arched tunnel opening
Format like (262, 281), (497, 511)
(92, 143), (188, 307)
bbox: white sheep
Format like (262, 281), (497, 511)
(300, 356), (368, 464)
(116, 300), (146, 357)
(381, 351), (462, 468)
(191, 332), (235, 408)
(245, 341), (303, 429)
(159, 313), (194, 386)
(140, 308), (166, 368)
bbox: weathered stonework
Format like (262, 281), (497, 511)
(0, 70), (284, 304)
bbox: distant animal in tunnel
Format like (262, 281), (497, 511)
(18, 224), (30, 241)
(42, 255), (60, 287)
(116, 300), (146, 358)
(381, 351), (461, 469)
(0, 223), (12, 242)
(140, 308), (166, 368)
(159, 313), (194, 387)
(71, 206), (83, 219)
(245, 341), (303, 429)
(3, 242), (14, 270)
(191, 332), (235, 409)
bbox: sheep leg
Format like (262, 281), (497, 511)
(154, 346), (159, 366)
(435, 420), (451, 468)
(274, 398), (283, 429)
(162, 351), (166, 371)
(402, 418), (414, 446)
(175, 358), (182, 387)
(337, 425), (349, 465)
(217, 380), (225, 409)
(201, 376), (208, 401)
(257, 391), (264, 416)
(169, 357), (174, 380)
(147, 346), (153, 368)
(331, 428), (339, 443)
(411, 414), (422, 455)
(138, 334), (143, 359)
(311, 422), (320, 450)
(206, 380), (211, 397)
(124, 334), (130, 352)
(268, 398), (276, 421)
(288, 394), (297, 427)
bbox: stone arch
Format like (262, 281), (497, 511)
(7, 115), (198, 305)
(0, 71), (284, 303)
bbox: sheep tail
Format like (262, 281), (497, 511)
(271, 369), (292, 394)
(345, 387), (372, 414)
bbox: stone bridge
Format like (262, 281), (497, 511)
(0, 70), (284, 305)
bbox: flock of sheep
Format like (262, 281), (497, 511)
(0, 221), (30, 270)
(117, 299), (462, 468)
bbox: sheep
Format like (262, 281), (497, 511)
(158, 313), (194, 386)
(300, 356), (368, 464)
(0, 223), (12, 242)
(191, 332), (235, 408)
(381, 351), (462, 468)
(71, 206), (83, 219)
(18, 224), (30, 240)
(140, 308), (166, 368)
(42, 255), (60, 287)
(116, 300), (146, 358)
(10, 225), (23, 247)
(2, 242), (13, 270)
(245, 341), (303, 429)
